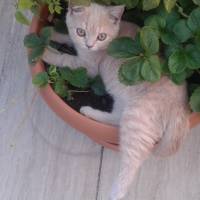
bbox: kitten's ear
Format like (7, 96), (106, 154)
(68, 4), (86, 15)
(108, 5), (125, 23)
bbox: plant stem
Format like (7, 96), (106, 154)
(69, 90), (89, 93)
(175, 3), (189, 18)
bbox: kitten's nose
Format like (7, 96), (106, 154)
(86, 44), (93, 49)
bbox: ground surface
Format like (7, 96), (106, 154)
(1, 1), (200, 200)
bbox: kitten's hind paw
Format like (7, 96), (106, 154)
(80, 106), (118, 125)
(80, 106), (95, 118)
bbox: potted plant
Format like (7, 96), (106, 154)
(15, 0), (200, 151)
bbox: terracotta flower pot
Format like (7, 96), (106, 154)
(28, 7), (200, 151)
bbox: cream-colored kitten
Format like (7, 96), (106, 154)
(43, 3), (190, 200)
(43, 3), (137, 76)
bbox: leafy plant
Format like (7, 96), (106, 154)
(24, 27), (53, 64)
(106, 0), (200, 112)
(32, 71), (49, 87)
(59, 67), (89, 88)
(32, 65), (106, 99)
(16, 0), (200, 112)
(90, 75), (106, 96)
(15, 0), (63, 25)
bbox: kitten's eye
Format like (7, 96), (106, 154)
(76, 28), (86, 37)
(97, 33), (107, 41)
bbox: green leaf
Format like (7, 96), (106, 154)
(90, 75), (106, 96)
(190, 87), (200, 112)
(161, 31), (180, 46)
(159, 9), (181, 44)
(28, 46), (45, 64)
(144, 15), (166, 30)
(112, 0), (139, 9)
(165, 11), (180, 32)
(169, 45), (200, 74)
(94, 0), (112, 5)
(24, 33), (44, 48)
(48, 3), (54, 14)
(32, 72), (49, 87)
(173, 20), (192, 42)
(70, 0), (91, 6)
(48, 65), (57, 76)
(70, 68), (89, 88)
(140, 26), (159, 55)
(164, 45), (180, 58)
(143, 0), (160, 11)
(55, 5), (62, 14)
(48, 65), (59, 82)
(187, 8), (200, 32)
(54, 79), (68, 98)
(18, 0), (34, 10)
(163, 0), (177, 12)
(185, 45), (200, 69)
(31, 5), (40, 15)
(108, 37), (142, 58)
(168, 50), (186, 73)
(40, 27), (53, 43)
(170, 70), (189, 85)
(15, 10), (30, 25)
(59, 67), (73, 80)
(141, 55), (161, 82)
(119, 57), (144, 85)
(131, 33), (144, 55)
(60, 67), (89, 88)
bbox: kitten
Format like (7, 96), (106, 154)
(42, 3), (190, 200)
(43, 3), (137, 77)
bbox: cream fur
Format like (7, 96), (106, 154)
(42, 3), (190, 200)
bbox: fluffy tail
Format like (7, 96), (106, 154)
(109, 105), (190, 200)
(110, 108), (161, 200)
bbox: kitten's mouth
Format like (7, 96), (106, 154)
(86, 44), (94, 49)
(84, 45), (107, 51)
(84, 45), (96, 51)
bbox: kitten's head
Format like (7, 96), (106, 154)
(66, 3), (124, 51)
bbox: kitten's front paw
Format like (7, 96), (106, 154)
(80, 106), (94, 118)
(42, 48), (51, 63)
(42, 48), (60, 64)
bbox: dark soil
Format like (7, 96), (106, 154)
(187, 71), (200, 96)
(65, 90), (113, 112)
(187, 71), (200, 85)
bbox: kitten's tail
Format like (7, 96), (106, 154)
(153, 106), (190, 156)
(110, 108), (161, 200)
